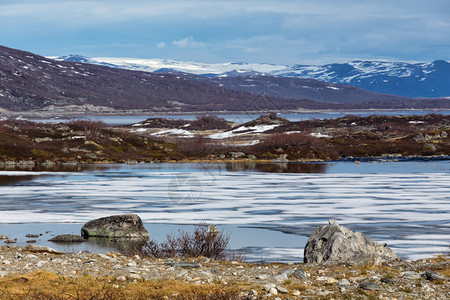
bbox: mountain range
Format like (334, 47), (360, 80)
(55, 55), (450, 98)
(0, 45), (449, 113)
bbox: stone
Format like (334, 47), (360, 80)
(338, 279), (351, 286)
(22, 245), (60, 253)
(128, 274), (142, 280)
(48, 234), (86, 243)
(170, 262), (202, 269)
(34, 137), (53, 143)
(422, 283), (435, 293)
(293, 268), (307, 279)
(424, 270), (445, 281)
(274, 273), (288, 282)
(280, 267), (294, 277)
(276, 286), (289, 293)
(25, 234), (40, 238)
(264, 283), (276, 291)
(269, 287), (278, 295)
(292, 290), (301, 296)
(303, 219), (398, 265)
(359, 280), (382, 291)
(401, 271), (420, 280)
(381, 277), (394, 284)
(229, 152), (245, 159)
(247, 155), (257, 160)
(81, 214), (149, 239)
(273, 154), (288, 163)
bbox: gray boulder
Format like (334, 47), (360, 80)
(81, 214), (149, 239)
(304, 219), (397, 265)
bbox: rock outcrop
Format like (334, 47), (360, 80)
(49, 234), (86, 243)
(304, 219), (398, 265)
(81, 214), (149, 239)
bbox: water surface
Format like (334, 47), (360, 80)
(0, 161), (448, 262)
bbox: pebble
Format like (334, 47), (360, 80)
(421, 283), (435, 293)
(269, 287), (278, 295)
(381, 277), (395, 284)
(401, 271), (420, 280)
(293, 268), (307, 279)
(280, 267), (294, 277)
(424, 270), (445, 281)
(360, 280), (382, 291)
(274, 273), (288, 282)
(338, 278), (351, 286)
(256, 274), (268, 280)
(263, 283), (276, 291)
(129, 274), (142, 280)
(276, 286), (289, 293)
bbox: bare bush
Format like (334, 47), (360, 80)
(133, 224), (231, 259)
(70, 120), (107, 141)
(189, 114), (231, 130)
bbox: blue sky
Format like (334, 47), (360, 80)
(0, 0), (449, 64)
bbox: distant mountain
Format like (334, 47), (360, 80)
(0, 45), (448, 113)
(0, 46), (326, 112)
(54, 55), (450, 98)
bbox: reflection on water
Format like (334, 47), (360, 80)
(86, 237), (147, 254)
(226, 161), (328, 173)
(0, 175), (39, 186)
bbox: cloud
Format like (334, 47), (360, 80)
(172, 36), (204, 49)
(0, 0), (448, 63)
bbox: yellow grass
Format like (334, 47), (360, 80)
(0, 271), (242, 300)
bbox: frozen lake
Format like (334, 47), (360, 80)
(0, 161), (449, 262)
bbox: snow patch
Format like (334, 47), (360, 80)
(209, 124), (279, 139)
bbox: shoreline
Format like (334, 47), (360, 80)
(2, 108), (450, 119)
(0, 244), (447, 299)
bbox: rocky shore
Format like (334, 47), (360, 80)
(0, 244), (447, 299)
(0, 218), (448, 299)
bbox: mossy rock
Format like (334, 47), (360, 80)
(81, 214), (149, 239)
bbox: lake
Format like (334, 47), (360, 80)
(0, 160), (448, 262)
(16, 110), (450, 125)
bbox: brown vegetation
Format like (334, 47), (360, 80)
(127, 224), (231, 260)
(188, 115), (232, 130)
(0, 271), (241, 300)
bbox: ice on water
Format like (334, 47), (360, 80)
(0, 165), (448, 260)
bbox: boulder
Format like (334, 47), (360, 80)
(81, 214), (149, 239)
(304, 219), (397, 265)
(49, 234), (86, 243)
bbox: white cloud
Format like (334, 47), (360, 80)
(172, 36), (204, 48)
(157, 42), (166, 49)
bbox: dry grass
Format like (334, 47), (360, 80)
(0, 271), (242, 300)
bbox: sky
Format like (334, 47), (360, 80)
(0, 0), (449, 65)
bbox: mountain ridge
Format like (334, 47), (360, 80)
(54, 55), (450, 98)
(0, 45), (448, 113)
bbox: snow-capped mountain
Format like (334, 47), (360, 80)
(54, 55), (450, 98)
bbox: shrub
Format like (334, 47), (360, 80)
(130, 224), (231, 260)
(69, 120), (107, 141)
(189, 115), (231, 130)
